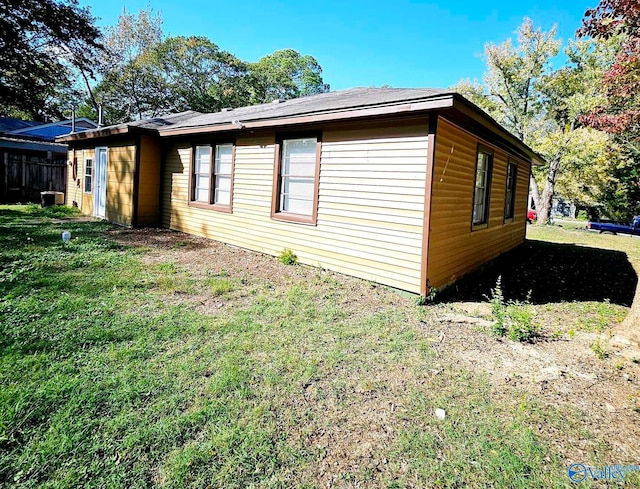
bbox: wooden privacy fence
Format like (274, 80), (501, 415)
(1, 152), (67, 203)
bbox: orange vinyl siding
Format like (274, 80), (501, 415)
(66, 140), (136, 226)
(65, 149), (84, 210)
(104, 142), (135, 226)
(162, 120), (429, 292)
(65, 148), (95, 213)
(81, 149), (94, 213)
(427, 117), (530, 289)
(136, 134), (161, 227)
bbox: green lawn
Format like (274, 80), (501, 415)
(1, 205), (638, 488)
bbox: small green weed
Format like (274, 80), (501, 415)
(489, 277), (506, 337)
(171, 240), (191, 249)
(591, 339), (609, 360)
(157, 262), (178, 273)
(416, 286), (438, 305)
(506, 301), (538, 342)
(489, 277), (539, 342)
(25, 203), (81, 218)
(207, 277), (234, 297)
(278, 248), (298, 265)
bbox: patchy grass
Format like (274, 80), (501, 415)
(528, 224), (639, 336)
(392, 372), (565, 487)
(435, 223), (637, 338)
(1, 206), (638, 488)
(207, 277), (234, 296)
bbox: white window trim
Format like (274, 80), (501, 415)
(83, 157), (93, 194)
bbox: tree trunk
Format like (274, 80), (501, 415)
(529, 173), (541, 212)
(80, 67), (99, 116)
(612, 260), (640, 351)
(536, 155), (562, 224)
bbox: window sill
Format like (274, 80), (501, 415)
(503, 217), (515, 224)
(471, 222), (489, 231)
(188, 201), (233, 214)
(271, 212), (317, 225)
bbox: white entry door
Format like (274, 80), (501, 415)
(94, 147), (107, 219)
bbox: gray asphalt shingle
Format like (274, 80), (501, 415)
(163, 87), (453, 130)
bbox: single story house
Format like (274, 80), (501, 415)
(57, 88), (542, 295)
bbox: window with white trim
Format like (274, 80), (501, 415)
(193, 146), (211, 203)
(272, 135), (320, 223)
(190, 143), (235, 211)
(213, 144), (233, 206)
(84, 157), (93, 193)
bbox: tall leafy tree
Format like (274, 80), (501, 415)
(457, 20), (616, 223)
(481, 19), (560, 143)
(94, 8), (167, 123)
(457, 19), (560, 222)
(95, 11), (331, 122)
(150, 36), (250, 113)
(579, 0), (640, 220)
(532, 38), (618, 221)
(249, 49), (330, 104)
(579, 0), (640, 141)
(0, 0), (102, 120)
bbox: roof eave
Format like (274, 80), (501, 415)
(56, 125), (155, 143)
(158, 95), (457, 137)
(451, 94), (546, 165)
(53, 92), (545, 167)
(0, 138), (67, 153)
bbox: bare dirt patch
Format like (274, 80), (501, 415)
(111, 227), (312, 284)
(424, 306), (640, 461)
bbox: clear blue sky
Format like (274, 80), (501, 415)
(79, 0), (596, 90)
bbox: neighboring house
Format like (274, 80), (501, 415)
(552, 197), (577, 219)
(528, 196), (579, 220)
(57, 88), (543, 295)
(0, 117), (98, 202)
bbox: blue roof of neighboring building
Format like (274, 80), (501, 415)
(0, 117), (41, 132)
(0, 117), (98, 142)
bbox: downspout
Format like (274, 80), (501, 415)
(420, 114), (439, 297)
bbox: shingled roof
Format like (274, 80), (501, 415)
(57, 110), (202, 142)
(55, 87), (543, 164)
(110, 110), (202, 131)
(163, 87), (453, 131)
(57, 88), (454, 141)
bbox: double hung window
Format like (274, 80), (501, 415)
(190, 143), (235, 211)
(272, 135), (321, 224)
